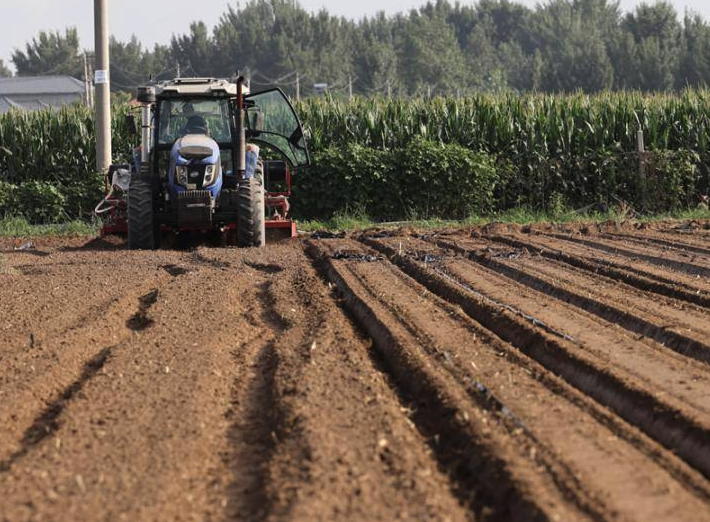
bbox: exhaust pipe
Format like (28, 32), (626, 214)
(140, 104), (152, 163)
(236, 76), (246, 178)
(136, 86), (156, 164)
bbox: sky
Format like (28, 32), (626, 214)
(3, 0), (710, 71)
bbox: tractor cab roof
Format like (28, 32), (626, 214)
(155, 78), (249, 98)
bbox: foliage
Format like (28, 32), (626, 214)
(14, 181), (66, 223)
(0, 60), (12, 78)
(10, 0), (710, 95)
(12, 28), (84, 78)
(2, 91), (710, 223)
(0, 103), (138, 222)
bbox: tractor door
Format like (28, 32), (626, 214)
(244, 89), (310, 168)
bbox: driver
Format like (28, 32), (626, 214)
(181, 114), (209, 136)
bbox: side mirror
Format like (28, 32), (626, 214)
(250, 111), (264, 132)
(125, 113), (138, 137)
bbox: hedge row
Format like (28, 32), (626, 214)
(292, 143), (702, 220)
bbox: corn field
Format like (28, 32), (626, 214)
(298, 91), (710, 153)
(1, 92), (709, 222)
(297, 91), (710, 217)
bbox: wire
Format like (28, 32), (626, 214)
(110, 79), (139, 91)
(110, 63), (150, 82)
(252, 70), (297, 84)
(250, 77), (299, 86)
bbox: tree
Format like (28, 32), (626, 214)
(12, 28), (82, 77)
(10, 0), (710, 95)
(352, 15), (399, 94)
(171, 22), (216, 77)
(0, 60), (12, 78)
(109, 37), (175, 92)
(111, 36), (147, 91)
(677, 14), (710, 88)
(397, 9), (468, 95)
(526, 0), (616, 92)
(617, 1), (681, 90)
(213, 0), (314, 93)
(464, 16), (509, 92)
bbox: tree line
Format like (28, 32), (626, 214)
(2, 0), (710, 96)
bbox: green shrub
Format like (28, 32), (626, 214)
(16, 181), (66, 223)
(0, 180), (19, 217)
(294, 139), (499, 220)
(62, 174), (105, 220)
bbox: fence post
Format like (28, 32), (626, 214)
(637, 128), (647, 211)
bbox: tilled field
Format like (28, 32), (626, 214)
(2, 220), (710, 521)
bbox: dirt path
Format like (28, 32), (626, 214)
(1, 220), (710, 521)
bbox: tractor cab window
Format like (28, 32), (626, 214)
(158, 98), (232, 145)
(245, 89), (310, 167)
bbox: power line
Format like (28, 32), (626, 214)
(252, 70), (297, 84)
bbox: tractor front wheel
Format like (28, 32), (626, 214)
(237, 177), (266, 248)
(127, 167), (158, 250)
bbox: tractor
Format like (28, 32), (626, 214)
(97, 76), (310, 248)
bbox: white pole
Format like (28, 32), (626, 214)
(94, 0), (111, 173)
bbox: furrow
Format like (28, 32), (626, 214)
(248, 251), (472, 521)
(485, 233), (710, 309)
(312, 237), (710, 521)
(434, 236), (710, 366)
(363, 236), (710, 487)
(604, 232), (710, 257)
(542, 232), (710, 278)
(306, 239), (584, 521)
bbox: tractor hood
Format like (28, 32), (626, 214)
(173, 134), (219, 162)
(169, 134), (223, 200)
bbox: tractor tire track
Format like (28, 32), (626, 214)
(236, 246), (469, 521)
(0, 250), (260, 522)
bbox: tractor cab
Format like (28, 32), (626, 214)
(100, 77), (309, 249)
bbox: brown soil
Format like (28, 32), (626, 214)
(1, 219), (710, 521)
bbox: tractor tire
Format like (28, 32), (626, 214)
(237, 177), (266, 248)
(127, 168), (158, 250)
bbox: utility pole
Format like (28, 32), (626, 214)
(176, 62), (181, 78)
(387, 80), (391, 98)
(94, 0), (111, 173)
(296, 72), (300, 103)
(348, 75), (353, 102)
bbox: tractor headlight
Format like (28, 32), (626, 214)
(176, 166), (189, 186)
(203, 165), (217, 187)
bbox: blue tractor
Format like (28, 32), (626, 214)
(102, 77), (310, 249)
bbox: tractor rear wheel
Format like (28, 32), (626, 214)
(237, 177), (265, 248)
(127, 167), (158, 250)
